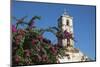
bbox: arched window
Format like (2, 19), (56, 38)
(66, 20), (69, 26)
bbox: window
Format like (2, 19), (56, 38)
(66, 20), (69, 26)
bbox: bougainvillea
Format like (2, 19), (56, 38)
(12, 16), (66, 66)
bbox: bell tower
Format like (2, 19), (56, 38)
(58, 9), (74, 47)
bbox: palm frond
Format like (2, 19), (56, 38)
(29, 16), (41, 22)
(50, 27), (59, 31)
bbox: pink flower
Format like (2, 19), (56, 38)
(42, 55), (48, 61)
(15, 40), (20, 45)
(15, 55), (21, 63)
(50, 47), (57, 55)
(37, 55), (42, 61)
(12, 25), (17, 32)
(15, 35), (23, 40)
(17, 29), (25, 36)
(64, 30), (71, 39)
(37, 35), (43, 40)
(32, 39), (36, 46)
(24, 49), (31, 57)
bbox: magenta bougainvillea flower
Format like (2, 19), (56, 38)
(15, 55), (21, 63)
(12, 25), (17, 32)
(24, 49), (31, 57)
(50, 47), (57, 55)
(64, 30), (71, 39)
(37, 35), (43, 40)
(17, 29), (25, 36)
(15, 35), (23, 40)
(32, 39), (37, 46)
(12, 16), (66, 66)
(15, 39), (20, 45)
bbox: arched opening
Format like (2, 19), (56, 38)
(66, 20), (70, 26)
(43, 32), (58, 45)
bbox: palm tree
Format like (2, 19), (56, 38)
(12, 16), (27, 29)
(12, 16), (41, 29)
(27, 16), (41, 28)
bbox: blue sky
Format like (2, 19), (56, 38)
(12, 1), (96, 60)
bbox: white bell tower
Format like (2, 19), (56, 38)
(58, 9), (74, 47)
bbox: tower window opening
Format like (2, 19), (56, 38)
(66, 20), (69, 26)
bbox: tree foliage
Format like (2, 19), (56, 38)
(12, 16), (66, 66)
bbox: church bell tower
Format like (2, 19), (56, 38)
(58, 9), (74, 47)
